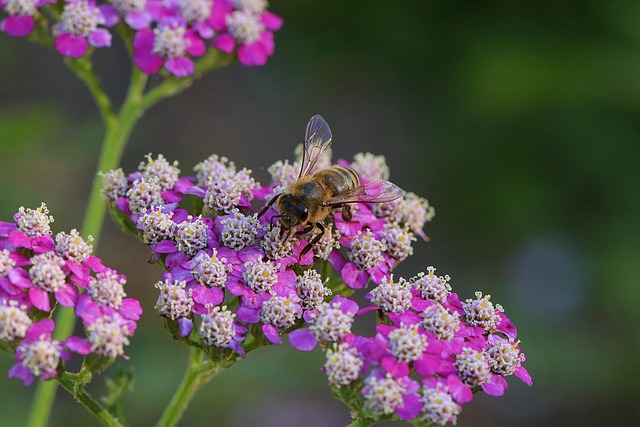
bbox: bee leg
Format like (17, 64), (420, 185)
(301, 223), (325, 256)
(270, 214), (283, 230)
(258, 193), (283, 218)
(341, 205), (353, 222)
(296, 224), (315, 236)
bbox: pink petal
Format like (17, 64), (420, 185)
(88, 28), (112, 48)
(514, 366), (533, 386)
(381, 356), (410, 378)
(54, 283), (78, 307)
(288, 328), (317, 351)
(1, 15), (35, 37)
(212, 33), (235, 53)
(178, 317), (193, 338)
(29, 287), (51, 312)
(165, 57), (195, 77)
(125, 11), (152, 30)
(481, 374), (507, 396)
(261, 12), (283, 31)
(8, 363), (34, 386)
(98, 5), (120, 27)
(185, 31), (206, 56)
(120, 298), (143, 321)
(236, 306), (259, 324)
(447, 375), (473, 403)
(262, 324), (281, 345)
(26, 318), (55, 341)
(396, 393), (422, 420)
(341, 262), (368, 289)
(65, 336), (92, 355)
(56, 34), (89, 58)
(238, 43), (267, 67)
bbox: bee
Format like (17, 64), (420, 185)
(259, 114), (405, 255)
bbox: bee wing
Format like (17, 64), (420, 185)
(323, 179), (405, 206)
(299, 114), (333, 178)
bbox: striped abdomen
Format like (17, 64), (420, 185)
(313, 166), (360, 198)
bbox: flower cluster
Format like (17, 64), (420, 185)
(0, 204), (141, 385)
(292, 268), (532, 424)
(1, 0), (282, 69)
(104, 138), (528, 424)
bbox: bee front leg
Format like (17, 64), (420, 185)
(258, 193), (283, 218)
(301, 223), (325, 256)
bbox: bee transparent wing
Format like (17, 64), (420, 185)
(323, 179), (405, 206)
(298, 114), (333, 178)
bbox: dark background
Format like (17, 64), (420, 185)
(1, 1), (639, 425)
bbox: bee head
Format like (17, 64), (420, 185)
(277, 194), (309, 229)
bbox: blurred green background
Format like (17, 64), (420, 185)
(1, 0), (640, 425)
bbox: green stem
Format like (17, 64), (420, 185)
(156, 348), (225, 427)
(57, 374), (124, 427)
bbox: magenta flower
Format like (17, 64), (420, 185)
(53, 0), (114, 58)
(211, 0), (282, 66)
(0, 0), (55, 37)
(133, 16), (206, 77)
(8, 319), (74, 386)
(103, 0), (165, 30)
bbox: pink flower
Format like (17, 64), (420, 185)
(133, 16), (206, 77)
(53, 0), (114, 58)
(0, 0), (55, 37)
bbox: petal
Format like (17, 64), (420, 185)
(98, 5), (120, 27)
(54, 283), (78, 307)
(165, 57), (195, 77)
(447, 375), (473, 403)
(8, 363), (34, 386)
(178, 317), (193, 338)
(236, 306), (259, 324)
(262, 324), (281, 345)
(26, 318), (55, 341)
(120, 298), (143, 321)
(396, 393), (422, 420)
(341, 262), (368, 289)
(212, 33), (235, 53)
(514, 366), (533, 386)
(1, 15), (35, 37)
(29, 287), (51, 312)
(261, 12), (283, 31)
(481, 375), (507, 396)
(237, 43), (267, 67)
(288, 328), (317, 351)
(381, 356), (410, 378)
(65, 336), (92, 355)
(125, 11), (152, 30)
(185, 31), (206, 56)
(55, 34), (89, 58)
(88, 29), (112, 48)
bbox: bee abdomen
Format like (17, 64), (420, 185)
(315, 166), (360, 197)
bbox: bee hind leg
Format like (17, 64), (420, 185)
(301, 223), (325, 256)
(341, 205), (353, 222)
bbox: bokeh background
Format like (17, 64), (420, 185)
(1, 1), (640, 426)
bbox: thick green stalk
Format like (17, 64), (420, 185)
(26, 65), (148, 427)
(156, 348), (226, 427)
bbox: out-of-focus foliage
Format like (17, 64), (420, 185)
(1, 0), (639, 426)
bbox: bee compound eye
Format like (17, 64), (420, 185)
(300, 208), (308, 222)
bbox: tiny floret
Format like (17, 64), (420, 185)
(463, 291), (504, 332)
(348, 229), (386, 270)
(324, 343), (363, 387)
(126, 177), (164, 214)
(387, 323), (428, 363)
(351, 152), (390, 181)
(174, 215), (210, 255)
(260, 295), (301, 330)
(296, 269), (331, 311)
(155, 280), (193, 320)
(86, 313), (131, 358)
(199, 305), (236, 347)
(220, 209), (261, 250)
(29, 252), (66, 293)
(88, 269), (127, 309)
(421, 386), (461, 426)
(260, 225), (296, 260)
(15, 203), (54, 237)
(0, 300), (32, 341)
(362, 373), (407, 415)
(139, 153), (180, 191)
(204, 174), (242, 213)
(55, 229), (93, 263)
(421, 302), (460, 341)
(137, 206), (175, 245)
(486, 337), (526, 376)
(190, 249), (231, 288)
(454, 347), (492, 387)
(100, 168), (128, 202)
(369, 276), (412, 313)
(309, 302), (354, 343)
(412, 267), (451, 304)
